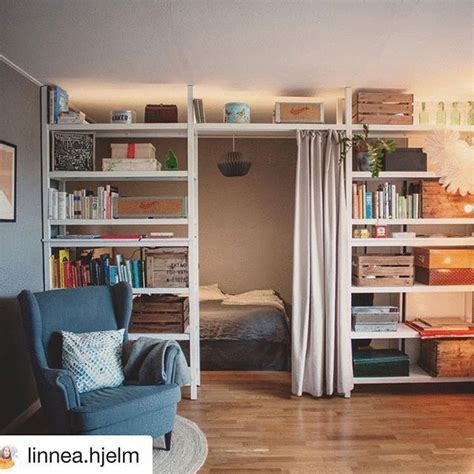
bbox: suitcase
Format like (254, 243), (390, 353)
(145, 104), (178, 123)
(353, 349), (410, 377)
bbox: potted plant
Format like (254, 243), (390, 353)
(339, 124), (396, 177)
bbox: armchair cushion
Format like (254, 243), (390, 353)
(62, 329), (125, 393)
(70, 384), (181, 433)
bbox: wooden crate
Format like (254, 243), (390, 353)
(414, 247), (474, 269)
(352, 254), (414, 287)
(130, 295), (189, 333)
(144, 247), (188, 288)
(352, 92), (413, 125)
(422, 181), (474, 218)
(420, 338), (474, 377)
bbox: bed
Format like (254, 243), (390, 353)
(180, 292), (290, 371)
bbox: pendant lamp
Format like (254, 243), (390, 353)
(218, 136), (251, 177)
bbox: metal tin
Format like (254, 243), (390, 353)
(224, 103), (250, 123)
(111, 110), (136, 124)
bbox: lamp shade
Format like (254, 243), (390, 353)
(218, 151), (251, 177)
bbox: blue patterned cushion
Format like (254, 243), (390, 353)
(62, 329), (125, 394)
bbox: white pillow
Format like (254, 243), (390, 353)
(200, 284), (227, 301)
(62, 329), (125, 394)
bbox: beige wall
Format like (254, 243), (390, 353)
(199, 138), (296, 302)
(73, 137), (297, 303)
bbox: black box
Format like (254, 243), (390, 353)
(382, 148), (427, 172)
(353, 349), (410, 377)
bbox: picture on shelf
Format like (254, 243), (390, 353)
(52, 131), (95, 171)
(0, 141), (17, 222)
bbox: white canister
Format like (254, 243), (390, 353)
(111, 110), (136, 124)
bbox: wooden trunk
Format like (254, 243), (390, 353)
(352, 92), (414, 125)
(352, 254), (414, 287)
(130, 295), (189, 333)
(144, 247), (188, 288)
(415, 267), (474, 285)
(420, 338), (474, 377)
(422, 181), (474, 218)
(414, 247), (474, 269)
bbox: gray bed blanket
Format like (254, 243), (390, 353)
(122, 338), (191, 386)
(200, 300), (289, 343)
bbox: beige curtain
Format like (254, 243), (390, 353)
(292, 130), (352, 397)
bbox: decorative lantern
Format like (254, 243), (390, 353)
(218, 136), (251, 177)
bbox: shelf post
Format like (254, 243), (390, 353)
(187, 84), (200, 400)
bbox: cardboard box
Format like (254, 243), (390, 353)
(102, 158), (160, 171)
(415, 267), (474, 285)
(144, 248), (188, 288)
(414, 247), (474, 269)
(111, 143), (156, 159)
(117, 196), (187, 218)
(274, 102), (324, 123)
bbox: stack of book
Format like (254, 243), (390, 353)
(50, 249), (145, 289)
(352, 182), (422, 219)
(58, 110), (87, 124)
(48, 185), (119, 220)
(352, 306), (399, 332)
(405, 317), (474, 339)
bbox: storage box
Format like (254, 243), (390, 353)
(352, 306), (399, 324)
(111, 143), (156, 159)
(422, 181), (474, 218)
(414, 247), (474, 269)
(382, 148), (427, 171)
(353, 349), (410, 377)
(102, 158), (160, 171)
(144, 248), (188, 288)
(352, 254), (414, 287)
(116, 196), (187, 218)
(274, 102), (324, 123)
(352, 92), (414, 125)
(415, 267), (474, 285)
(130, 295), (189, 333)
(145, 104), (178, 123)
(420, 338), (474, 377)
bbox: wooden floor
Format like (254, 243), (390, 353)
(179, 372), (474, 473)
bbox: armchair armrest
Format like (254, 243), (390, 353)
(164, 345), (180, 385)
(41, 368), (80, 410)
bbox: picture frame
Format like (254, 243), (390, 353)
(52, 131), (95, 171)
(0, 140), (17, 222)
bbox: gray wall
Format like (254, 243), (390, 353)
(0, 61), (42, 430)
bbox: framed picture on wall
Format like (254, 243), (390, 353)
(0, 141), (17, 222)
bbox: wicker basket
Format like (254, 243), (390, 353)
(420, 338), (474, 377)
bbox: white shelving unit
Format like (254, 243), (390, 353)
(41, 85), (474, 399)
(40, 86), (200, 399)
(348, 113), (473, 387)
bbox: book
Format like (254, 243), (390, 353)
(48, 86), (69, 124)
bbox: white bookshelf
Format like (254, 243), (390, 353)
(49, 171), (188, 181)
(348, 112), (473, 390)
(354, 365), (474, 385)
(41, 86), (200, 399)
(49, 218), (189, 226)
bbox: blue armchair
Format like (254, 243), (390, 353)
(18, 282), (180, 449)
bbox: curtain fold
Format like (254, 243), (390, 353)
(292, 130), (352, 397)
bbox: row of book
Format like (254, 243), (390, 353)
(352, 182), (422, 219)
(48, 186), (118, 220)
(50, 249), (145, 289)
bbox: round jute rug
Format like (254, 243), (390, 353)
(153, 416), (208, 474)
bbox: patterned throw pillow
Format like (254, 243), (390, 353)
(62, 329), (125, 394)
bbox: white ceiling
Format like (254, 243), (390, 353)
(2, 0), (473, 122)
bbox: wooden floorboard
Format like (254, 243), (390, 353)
(13, 371), (474, 472)
(179, 371), (474, 473)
